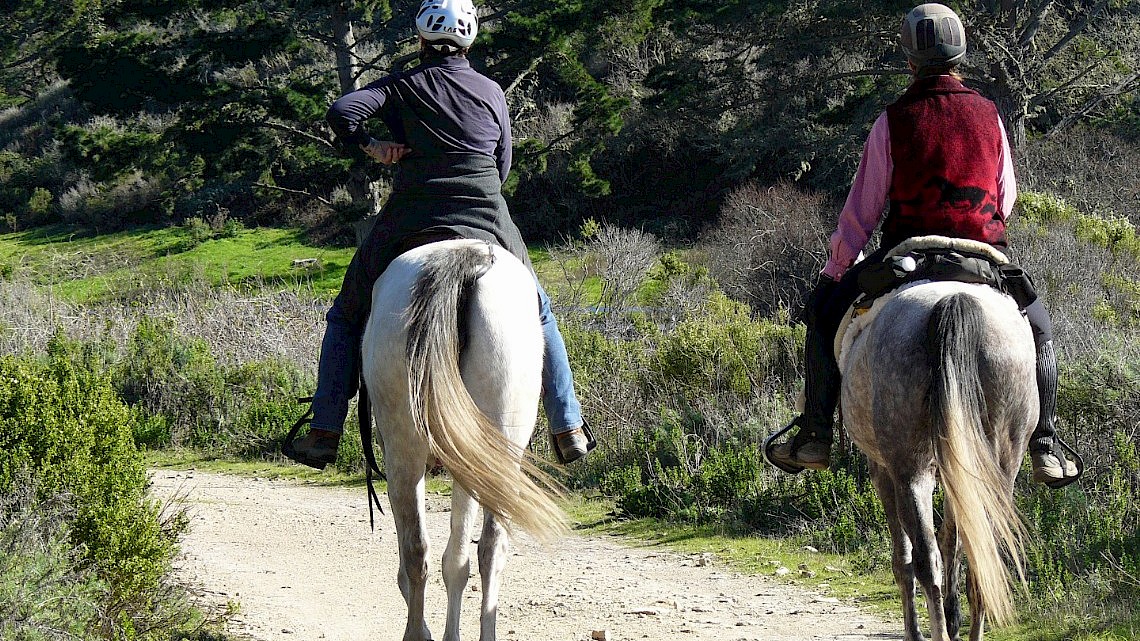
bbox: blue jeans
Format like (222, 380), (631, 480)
(311, 280), (583, 435)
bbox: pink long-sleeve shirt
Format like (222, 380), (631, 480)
(821, 111), (1017, 281)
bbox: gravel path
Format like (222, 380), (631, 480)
(150, 470), (895, 641)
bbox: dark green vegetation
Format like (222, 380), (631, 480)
(1, 0), (1139, 639)
(2, 1), (1137, 241)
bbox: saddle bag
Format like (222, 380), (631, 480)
(855, 247), (1036, 311)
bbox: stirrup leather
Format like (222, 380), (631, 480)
(280, 396), (328, 469)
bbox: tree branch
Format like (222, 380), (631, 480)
(1048, 71), (1140, 135)
(822, 67), (910, 82)
(1029, 59), (1101, 108)
(1039, 0), (1110, 64)
(253, 183), (333, 206)
(1017, 0), (1054, 47)
(256, 120), (337, 151)
(505, 55), (543, 96)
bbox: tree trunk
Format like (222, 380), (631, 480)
(331, 1), (380, 226)
(332, 2), (360, 94)
(993, 91), (1027, 152)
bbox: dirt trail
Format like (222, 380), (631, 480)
(150, 470), (894, 641)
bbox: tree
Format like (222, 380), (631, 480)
(47, 0), (412, 230)
(0, 0), (108, 105)
(963, 0), (1140, 150)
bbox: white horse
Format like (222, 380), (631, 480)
(361, 239), (568, 641)
(839, 242), (1034, 641)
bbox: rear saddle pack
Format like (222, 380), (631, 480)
(852, 235), (1038, 314)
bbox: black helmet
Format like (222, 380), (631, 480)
(900, 3), (966, 73)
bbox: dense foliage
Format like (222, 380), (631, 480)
(1, 1), (1136, 239)
(0, 335), (195, 638)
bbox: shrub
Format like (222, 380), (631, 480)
(115, 317), (320, 466)
(116, 316), (226, 448)
(699, 180), (834, 319)
(26, 187), (53, 219)
(0, 343), (182, 635)
(0, 487), (103, 637)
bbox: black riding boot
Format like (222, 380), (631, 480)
(1028, 339), (1079, 487)
(766, 287), (841, 472)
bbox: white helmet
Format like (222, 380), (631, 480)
(900, 3), (966, 72)
(416, 0), (478, 49)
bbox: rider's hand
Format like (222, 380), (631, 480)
(361, 139), (410, 165)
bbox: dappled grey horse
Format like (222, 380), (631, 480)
(839, 242), (1034, 641)
(361, 239), (567, 641)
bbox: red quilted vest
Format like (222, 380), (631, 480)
(883, 75), (1008, 249)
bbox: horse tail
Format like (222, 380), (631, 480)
(926, 292), (1027, 627)
(404, 244), (567, 542)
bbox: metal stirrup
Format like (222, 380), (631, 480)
(763, 419), (807, 474)
(1044, 436), (1084, 490)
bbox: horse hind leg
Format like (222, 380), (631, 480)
(442, 485), (480, 641)
(939, 503), (964, 641)
(897, 474), (951, 641)
(966, 569), (987, 641)
(870, 466), (922, 641)
(477, 511), (511, 641)
(388, 458), (433, 641)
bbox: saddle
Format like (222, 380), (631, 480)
(834, 236), (1037, 366)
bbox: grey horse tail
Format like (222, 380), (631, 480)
(403, 242), (567, 542)
(926, 292), (1028, 627)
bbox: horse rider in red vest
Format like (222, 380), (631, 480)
(766, 3), (1080, 488)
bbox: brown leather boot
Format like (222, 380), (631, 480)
(283, 428), (341, 470)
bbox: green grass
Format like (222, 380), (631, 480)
(0, 224), (595, 305)
(0, 224), (355, 302)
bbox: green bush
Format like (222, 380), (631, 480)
(0, 344), (181, 635)
(116, 316), (226, 448)
(0, 489), (104, 638)
(647, 291), (801, 400)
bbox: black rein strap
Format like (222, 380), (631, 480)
(359, 375), (386, 529)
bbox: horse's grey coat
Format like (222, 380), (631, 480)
(842, 281), (1036, 641)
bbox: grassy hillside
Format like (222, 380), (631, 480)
(0, 224), (355, 302)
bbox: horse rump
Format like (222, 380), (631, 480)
(403, 241), (567, 541)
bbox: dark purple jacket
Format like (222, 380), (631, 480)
(325, 53), (530, 328)
(327, 54), (512, 184)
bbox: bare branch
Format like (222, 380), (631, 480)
(822, 67), (911, 82)
(1029, 59), (1101, 108)
(1017, 0), (1054, 47)
(256, 121), (337, 151)
(505, 55), (543, 96)
(253, 183), (334, 207)
(1049, 71), (1140, 135)
(1039, 0), (1110, 64)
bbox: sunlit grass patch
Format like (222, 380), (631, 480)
(0, 224), (354, 302)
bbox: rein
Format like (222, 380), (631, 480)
(359, 376), (386, 529)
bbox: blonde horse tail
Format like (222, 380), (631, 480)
(405, 244), (568, 543)
(927, 292), (1028, 627)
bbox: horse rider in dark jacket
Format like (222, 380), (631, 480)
(285, 0), (594, 470)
